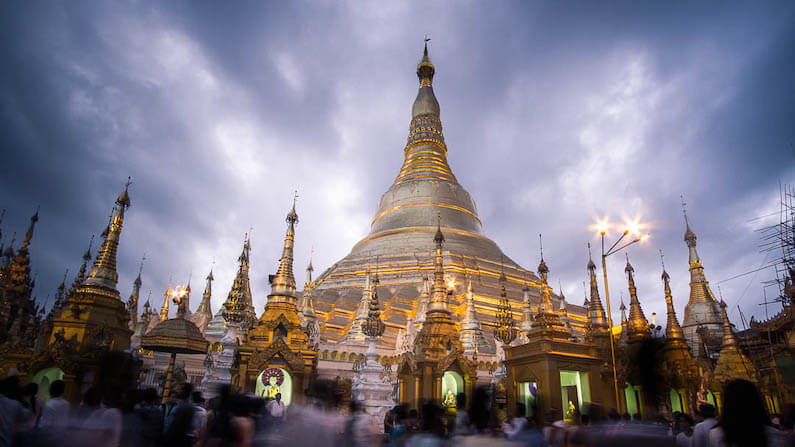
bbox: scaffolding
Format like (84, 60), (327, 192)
(757, 183), (795, 307)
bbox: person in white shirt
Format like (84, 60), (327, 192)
(266, 393), (286, 421)
(503, 403), (528, 439)
(38, 380), (70, 430)
(692, 403), (717, 447)
(190, 391), (207, 441)
(0, 377), (32, 447)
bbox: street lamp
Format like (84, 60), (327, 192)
(598, 220), (649, 414)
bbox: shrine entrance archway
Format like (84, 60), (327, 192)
(255, 367), (293, 406)
(441, 371), (464, 410)
(30, 367), (64, 401)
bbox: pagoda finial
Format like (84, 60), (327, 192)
(660, 250), (685, 340)
(22, 208), (39, 249)
(624, 254), (650, 339)
(417, 35), (435, 84)
(586, 242), (608, 329)
(84, 179), (132, 293)
(267, 199), (300, 308)
(537, 234), (549, 283)
(428, 215), (449, 316)
(719, 299), (737, 347)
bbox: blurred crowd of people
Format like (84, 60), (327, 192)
(0, 376), (792, 447)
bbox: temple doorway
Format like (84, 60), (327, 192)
(30, 367), (64, 401)
(669, 388), (686, 413)
(624, 383), (642, 418)
(255, 367), (293, 406)
(559, 370), (590, 421)
(441, 371), (463, 410)
(518, 381), (538, 418)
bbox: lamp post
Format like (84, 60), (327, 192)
(599, 225), (648, 414)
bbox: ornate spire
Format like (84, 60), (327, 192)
(519, 283), (533, 332)
(21, 209), (38, 250)
(363, 271), (385, 339)
(300, 258), (317, 322)
(536, 235), (553, 313)
(586, 243), (609, 331)
(223, 234), (256, 327)
(427, 216), (450, 316)
(160, 285), (170, 321)
(267, 199), (299, 306)
(660, 251), (685, 341)
(52, 270), (68, 314)
(84, 179), (132, 293)
(461, 278), (486, 353)
(414, 274), (430, 327)
(529, 237), (569, 337)
(624, 255), (650, 339)
(393, 40), (456, 186)
(495, 271), (516, 344)
(680, 197), (723, 350)
(127, 258), (143, 329)
(68, 235), (93, 296)
(343, 271), (372, 343)
(712, 299), (756, 383)
(718, 299), (737, 347)
(196, 268), (213, 315)
(191, 267), (214, 333)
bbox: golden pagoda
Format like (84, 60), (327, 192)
(659, 262), (699, 416)
(233, 202), (317, 405)
(396, 221), (475, 409)
(307, 42), (585, 350)
(32, 180), (135, 399)
(712, 299), (756, 385)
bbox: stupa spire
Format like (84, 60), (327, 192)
(586, 243), (609, 331)
(127, 256), (144, 329)
(196, 268), (213, 315)
(393, 40), (455, 186)
(84, 178), (132, 293)
(680, 196), (723, 350)
(519, 283), (533, 332)
(343, 270), (372, 344)
(624, 254), (650, 339)
(427, 216), (450, 316)
(267, 196), (299, 306)
(191, 266), (215, 333)
(68, 235), (93, 296)
(495, 268), (516, 345)
(660, 251), (685, 340)
(160, 284), (171, 321)
(300, 257), (317, 322)
(223, 234), (256, 327)
(460, 278), (486, 353)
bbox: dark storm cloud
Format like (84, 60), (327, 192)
(1, 1), (792, 325)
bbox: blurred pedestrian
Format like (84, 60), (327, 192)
(0, 377), (32, 447)
(502, 402), (527, 439)
(709, 379), (785, 447)
(190, 391), (207, 445)
(134, 388), (162, 447)
(163, 383), (196, 447)
(162, 390), (179, 436)
(543, 408), (567, 447)
(452, 393), (471, 437)
(406, 401), (445, 447)
(691, 403), (716, 447)
(266, 392), (286, 422)
(21, 382), (42, 426)
(673, 412), (694, 447)
(39, 380), (70, 430)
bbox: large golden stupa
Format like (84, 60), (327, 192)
(308, 44), (587, 347)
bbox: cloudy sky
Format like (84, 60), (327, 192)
(1, 1), (793, 328)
